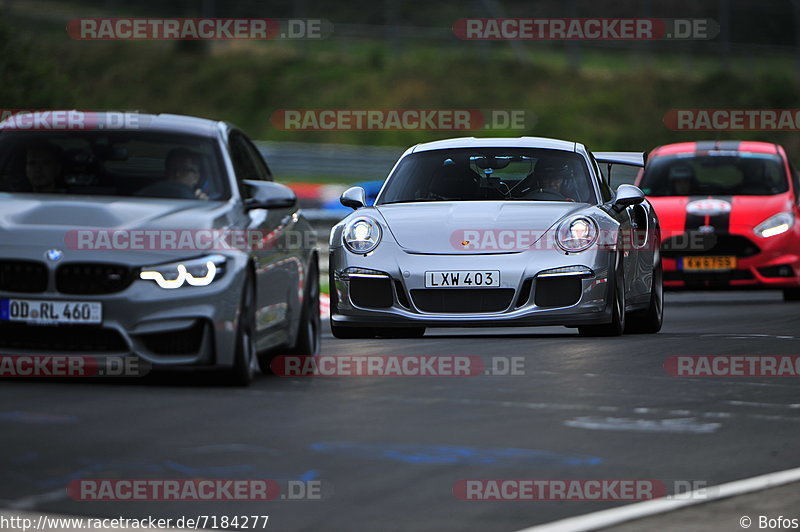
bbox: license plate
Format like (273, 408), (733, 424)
(0, 299), (102, 325)
(681, 256), (737, 271)
(425, 270), (500, 288)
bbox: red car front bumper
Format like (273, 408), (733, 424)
(663, 228), (800, 289)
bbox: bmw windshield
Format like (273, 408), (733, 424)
(0, 131), (229, 200)
(378, 148), (596, 204)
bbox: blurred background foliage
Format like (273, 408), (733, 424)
(2, 0), (800, 155)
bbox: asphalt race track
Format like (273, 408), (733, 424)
(1, 291), (799, 531)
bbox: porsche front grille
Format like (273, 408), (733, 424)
(410, 288), (514, 313)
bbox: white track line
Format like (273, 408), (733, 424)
(514, 466), (800, 532)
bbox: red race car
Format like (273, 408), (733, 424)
(636, 141), (800, 301)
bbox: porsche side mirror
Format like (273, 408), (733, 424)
(341, 186), (366, 210)
(612, 184), (645, 211)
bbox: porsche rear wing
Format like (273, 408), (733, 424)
(594, 152), (646, 167)
(593, 151), (647, 188)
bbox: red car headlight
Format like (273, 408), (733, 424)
(754, 212), (794, 238)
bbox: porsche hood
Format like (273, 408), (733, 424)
(375, 201), (588, 254)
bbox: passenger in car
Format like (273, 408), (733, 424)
(21, 141), (65, 193)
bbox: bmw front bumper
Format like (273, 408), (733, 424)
(0, 252), (248, 369)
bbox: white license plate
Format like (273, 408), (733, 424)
(0, 299), (102, 325)
(425, 270), (500, 288)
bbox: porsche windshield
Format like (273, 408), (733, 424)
(640, 153), (788, 197)
(0, 131), (229, 200)
(378, 148), (596, 204)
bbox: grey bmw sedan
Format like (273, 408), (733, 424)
(0, 111), (320, 385)
(329, 136), (662, 338)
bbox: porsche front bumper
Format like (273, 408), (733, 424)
(329, 248), (616, 328)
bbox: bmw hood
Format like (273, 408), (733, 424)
(375, 201), (588, 254)
(0, 194), (238, 265)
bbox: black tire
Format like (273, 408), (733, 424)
(625, 258), (664, 334)
(578, 254), (626, 337)
(783, 287), (800, 302)
(375, 327), (426, 338)
(258, 258), (322, 374)
(227, 270), (256, 386)
(287, 260), (321, 356)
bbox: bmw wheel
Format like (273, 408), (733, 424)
(228, 270), (256, 386)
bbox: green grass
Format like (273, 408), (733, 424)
(320, 276), (330, 296)
(4, 17), (800, 157)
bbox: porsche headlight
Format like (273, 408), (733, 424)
(556, 216), (598, 252)
(343, 217), (382, 254)
(754, 212), (794, 238)
(139, 254), (226, 289)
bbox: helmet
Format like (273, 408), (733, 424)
(534, 157), (572, 189)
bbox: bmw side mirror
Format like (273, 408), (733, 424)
(612, 184), (645, 211)
(243, 180), (297, 210)
(341, 186), (366, 210)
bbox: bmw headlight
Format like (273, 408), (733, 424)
(556, 216), (598, 252)
(139, 254), (226, 289)
(754, 212), (794, 238)
(343, 217), (382, 254)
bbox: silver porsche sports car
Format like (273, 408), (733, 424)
(0, 111), (320, 385)
(329, 137), (662, 338)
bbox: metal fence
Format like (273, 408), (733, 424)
(255, 141), (404, 180)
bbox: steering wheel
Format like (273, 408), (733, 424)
(528, 189), (569, 201)
(135, 179), (196, 199)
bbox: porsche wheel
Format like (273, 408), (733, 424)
(625, 258), (663, 334)
(579, 254), (625, 337)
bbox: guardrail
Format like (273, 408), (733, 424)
(255, 141), (403, 180)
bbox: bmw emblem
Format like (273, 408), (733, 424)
(46, 249), (63, 262)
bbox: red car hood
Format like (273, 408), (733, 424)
(648, 194), (795, 237)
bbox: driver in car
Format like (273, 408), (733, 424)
(517, 157), (575, 201)
(165, 148), (208, 200)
